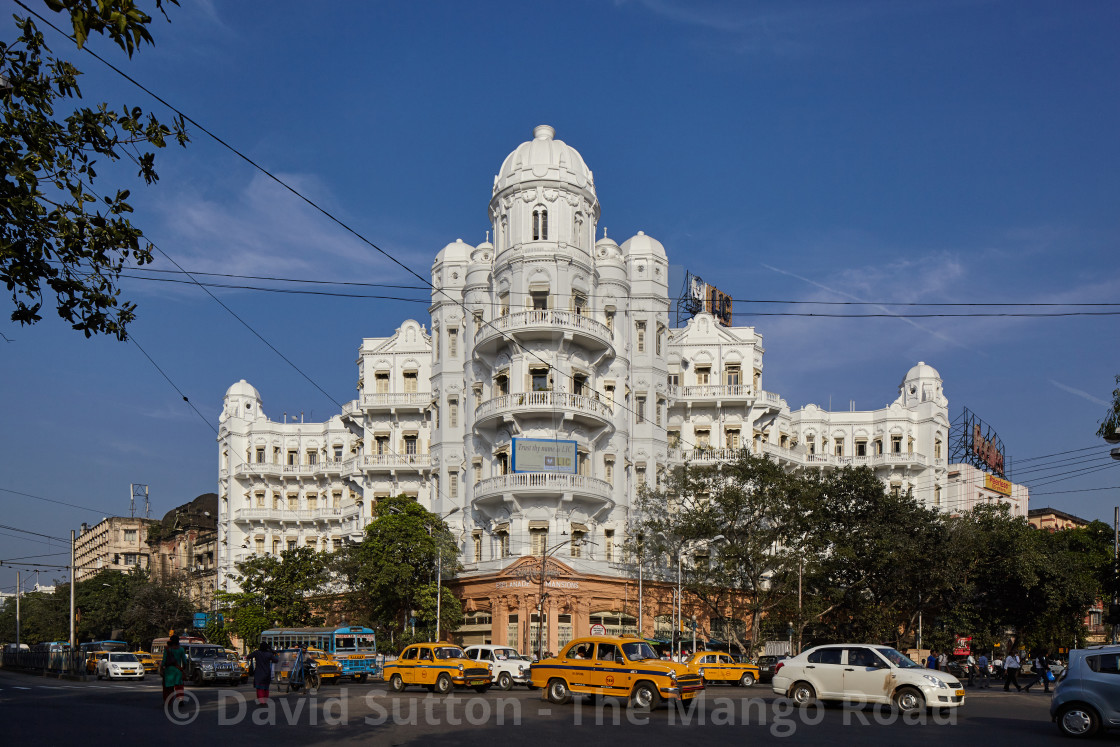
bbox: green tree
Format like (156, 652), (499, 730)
(121, 571), (193, 647)
(334, 495), (462, 642)
(230, 546), (331, 628)
(2, 0), (189, 339)
(629, 452), (818, 654)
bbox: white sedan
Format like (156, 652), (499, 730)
(97, 652), (146, 680)
(772, 644), (964, 712)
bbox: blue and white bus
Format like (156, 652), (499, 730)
(259, 625), (379, 681)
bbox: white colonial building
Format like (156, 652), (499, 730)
(216, 126), (1024, 647)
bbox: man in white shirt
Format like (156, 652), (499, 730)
(1003, 651), (1022, 692)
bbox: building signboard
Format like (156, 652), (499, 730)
(950, 407), (1009, 478)
(984, 474), (1012, 496)
(511, 438), (577, 474)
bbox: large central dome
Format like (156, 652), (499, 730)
(492, 125), (596, 198)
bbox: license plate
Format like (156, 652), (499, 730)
(955, 689), (964, 697)
(469, 680), (487, 686)
(350, 655), (365, 659)
(682, 692), (695, 700)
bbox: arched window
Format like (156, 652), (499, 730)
(533, 208), (548, 240)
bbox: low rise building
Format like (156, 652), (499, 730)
(146, 493), (218, 608)
(74, 516), (155, 582)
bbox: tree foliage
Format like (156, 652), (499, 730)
(1, 0), (188, 339)
(334, 495), (462, 646)
(1097, 374), (1120, 441)
(631, 456), (1116, 655)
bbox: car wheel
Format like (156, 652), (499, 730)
(790, 681), (816, 707)
(893, 686), (925, 714)
(389, 673), (405, 693)
(630, 681), (661, 710)
(546, 678), (572, 705)
(434, 673), (452, 695)
(740, 672), (756, 687)
(1057, 704), (1100, 738)
(497, 672), (513, 691)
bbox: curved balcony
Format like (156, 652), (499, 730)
(472, 472), (613, 508)
(232, 507), (351, 524)
(232, 462), (340, 480)
(474, 310), (614, 356)
(474, 391), (614, 430)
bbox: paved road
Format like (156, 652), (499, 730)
(0, 668), (1078, 745)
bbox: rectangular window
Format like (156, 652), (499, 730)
(934, 485), (942, 507)
(604, 308), (615, 333)
(667, 373), (679, 387)
(307, 449), (318, 465)
(572, 292), (586, 315)
(404, 436), (418, 455)
(375, 436), (389, 455)
(495, 372), (510, 396)
(288, 494), (298, 511)
(334, 445), (343, 460)
(856, 440), (867, 457)
(124, 529), (137, 542)
(333, 538), (343, 551)
(572, 373), (588, 396)
(874, 439), (883, 455)
(530, 527), (547, 556)
(448, 397), (458, 427)
(403, 371), (418, 393)
(635, 395), (646, 423)
(530, 289), (549, 310)
(605, 529), (615, 562)
(433, 329), (439, 362)
(474, 386), (483, 407)
(725, 429), (740, 449)
(473, 311), (483, 334)
(935, 439), (943, 459)
(834, 440), (843, 457)
(668, 430), (680, 448)
(604, 458), (615, 486)
(892, 435), (902, 454)
(255, 537), (265, 554)
(287, 450), (298, 466)
(255, 448), (265, 463)
(473, 460), (482, 485)
(636, 464), (647, 486)
(636, 322), (645, 353)
(307, 493), (318, 510)
(578, 451), (589, 476)
(272, 538), (281, 555)
(530, 367), (550, 392)
(656, 327), (662, 355)
(473, 532), (482, 562)
(273, 493), (282, 510)
(570, 531), (585, 558)
(123, 553), (137, 566)
(499, 293), (510, 317)
(695, 429), (710, 448)
(655, 398), (663, 426)
(498, 530), (510, 557)
(449, 472), (459, 498)
(448, 328), (458, 357)
(255, 491), (265, 508)
(375, 372), (389, 393)
(603, 383), (615, 407)
(696, 367), (710, 385)
(725, 365), (741, 386)
(332, 491), (341, 508)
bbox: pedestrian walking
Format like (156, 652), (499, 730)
(160, 634), (187, 706)
(937, 651), (948, 671)
(977, 652), (990, 688)
(926, 650), (938, 669)
(966, 652), (976, 687)
(1023, 650), (1052, 693)
(248, 641), (279, 706)
(1003, 650), (1022, 691)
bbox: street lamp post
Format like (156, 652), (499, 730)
(432, 507), (460, 643)
(532, 536), (589, 659)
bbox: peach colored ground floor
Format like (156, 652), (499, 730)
(447, 556), (742, 657)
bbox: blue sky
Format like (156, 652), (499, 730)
(2, 0), (1119, 594)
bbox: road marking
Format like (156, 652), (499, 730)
(14, 686), (31, 690)
(537, 707), (551, 716)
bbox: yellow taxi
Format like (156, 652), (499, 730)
(383, 642), (492, 695)
(223, 649), (249, 683)
(529, 635), (704, 709)
(133, 651), (158, 674)
(685, 651), (760, 686)
(85, 651), (108, 674)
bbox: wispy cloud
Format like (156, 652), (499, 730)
(1050, 380), (1109, 408)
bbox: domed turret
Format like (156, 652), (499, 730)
(621, 230), (668, 260)
(434, 238), (472, 267)
(221, 379), (263, 423)
(897, 362), (946, 407)
(492, 125), (595, 198)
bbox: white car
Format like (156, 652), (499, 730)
(771, 644), (964, 713)
(463, 645), (534, 690)
(97, 652), (145, 680)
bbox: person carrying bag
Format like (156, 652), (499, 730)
(161, 634), (187, 705)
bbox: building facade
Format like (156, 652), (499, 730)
(147, 493), (219, 609)
(216, 125), (1026, 652)
(74, 517), (155, 582)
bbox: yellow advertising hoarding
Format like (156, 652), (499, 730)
(985, 474), (1012, 496)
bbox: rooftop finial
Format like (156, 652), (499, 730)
(533, 124), (555, 141)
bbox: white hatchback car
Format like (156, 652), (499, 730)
(97, 651), (145, 680)
(463, 645), (534, 690)
(771, 644), (964, 712)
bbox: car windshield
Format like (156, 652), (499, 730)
(194, 647), (221, 658)
(493, 649), (519, 660)
(109, 653), (137, 662)
(434, 647), (465, 660)
(875, 647), (920, 668)
(621, 642), (660, 661)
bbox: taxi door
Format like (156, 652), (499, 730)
(417, 646), (436, 685)
(593, 643), (632, 698)
(395, 646), (420, 685)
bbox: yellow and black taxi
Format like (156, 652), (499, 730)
(529, 635), (704, 709)
(383, 642), (492, 695)
(133, 650), (159, 674)
(685, 650), (760, 686)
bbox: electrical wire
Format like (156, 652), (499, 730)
(0, 487), (118, 516)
